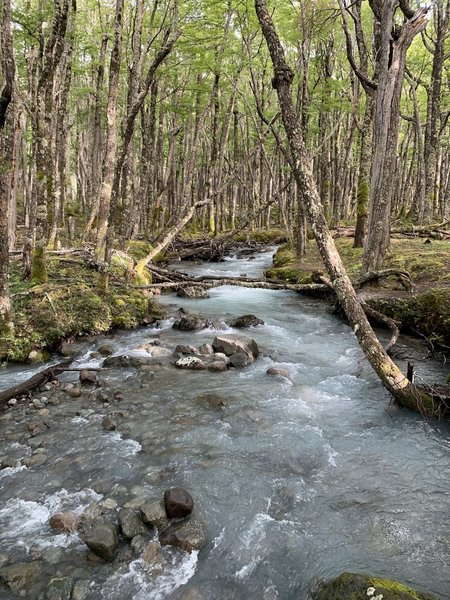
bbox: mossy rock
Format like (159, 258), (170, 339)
(311, 572), (439, 600)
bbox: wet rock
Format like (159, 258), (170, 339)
(175, 357), (206, 370)
(24, 453), (48, 467)
(177, 286), (210, 299)
(172, 314), (210, 331)
(227, 314), (264, 328)
(67, 386), (82, 398)
(164, 488), (194, 519)
(213, 352), (230, 364)
(27, 420), (49, 436)
(208, 361), (228, 372)
(28, 349), (48, 363)
(196, 393), (226, 409)
(130, 535), (149, 555)
(102, 416), (116, 431)
(80, 503), (103, 529)
(32, 398), (46, 409)
(148, 346), (172, 357)
(71, 580), (91, 600)
(119, 508), (149, 540)
(49, 512), (79, 533)
(97, 343), (115, 356)
(175, 344), (197, 355)
(59, 342), (84, 357)
(76, 409), (95, 418)
(311, 572), (439, 600)
(42, 547), (64, 565)
(141, 541), (166, 571)
(38, 408), (50, 417)
(0, 554), (7, 568)
(79, 370), (98, 385)
(228, 352), (249, 368)
(96, 390), (110, 403)
(84, 522), (119, 561)
(1, 455), (17, 469)
(8, 398), (17, 406)
(160, 519), (207, 553)
(197, 343), (214, 355)
(0, 561), (41, 592)
(139, 500), (169, 528)
(266, 366), (291, 380)
(212, 334), (259, 361)
(100, 498), (118, 510)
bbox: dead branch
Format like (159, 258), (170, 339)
(0, 359), (73, 407)
(357, 269), (413, 291)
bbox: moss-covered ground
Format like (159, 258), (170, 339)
(266, 238), (450, 350)
(1, 242), (165, 363)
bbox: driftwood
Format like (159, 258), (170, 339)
(0, 359), (72, 408)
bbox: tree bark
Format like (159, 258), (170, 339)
(362, 3), (429, 274)
(254, 0), (444, 418)
(0, 0), (15, 335)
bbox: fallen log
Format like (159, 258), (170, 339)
(0, 359), (73, 408)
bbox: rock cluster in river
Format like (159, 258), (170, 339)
(0, 487), (206, 597)
(174, 333), (260, 371)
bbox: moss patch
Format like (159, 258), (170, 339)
(2, 255), (165, 364)
(311, 572), (439, 600)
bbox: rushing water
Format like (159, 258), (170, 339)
(0, 249), (449, 599)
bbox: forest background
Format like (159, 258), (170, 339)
(0, 0), (449, 368)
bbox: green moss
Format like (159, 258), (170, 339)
(370, 289), (450, 349)
(31, 246), (48, 284)
(311, 572), (438, 600)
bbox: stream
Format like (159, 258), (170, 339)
(0, 248), (449, 599)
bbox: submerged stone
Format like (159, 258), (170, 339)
(160, 519), (207, 553)
(45, 576), (73, 600)
(227, 314), (264, 328)
(0, 561), (41, 592)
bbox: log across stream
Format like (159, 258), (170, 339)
(0, 248), (449, 599)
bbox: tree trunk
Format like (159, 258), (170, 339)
(362, 3), (429, 274)
(0, 0), (15, 335)
(254, 0), (443, 417)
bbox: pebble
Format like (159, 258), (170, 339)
(67, 387), (82, 398)
(38, 409), (50, 417)
(8, 398), (17, 406)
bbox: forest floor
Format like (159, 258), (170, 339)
(266, 236), (450, 354)
(1, 232), (449, 365)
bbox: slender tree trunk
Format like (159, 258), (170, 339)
(0, 0), (15, 334)
(254, 0), (441, 417)
(96, 0), (124, 259)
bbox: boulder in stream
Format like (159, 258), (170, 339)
(208, 360), (228, 372)
(0, 561), (42, 592)
(212, 334), (259, 362)
(45, 576), (73, 600)
(175, 357), (206, 370)
(79, 370), (98, 385)
(227, 314), (264, 328)
(119, 508), (149, 540)
(164, 487), (194, 518)
(160, 519), (207, 553)
(139, 499), (169, 528)
(266, 366), (291, 380)
(49, 511), (79, 533)
(84, 522), (119, 561)
(311, 572), (439, 600)
(172, 314), (211, 331)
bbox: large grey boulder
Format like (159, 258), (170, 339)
(160, 519), (207, 553)
(84, 522), (119, 561)
(164, 487), (194, 518)
(212, 334), (259, 361)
